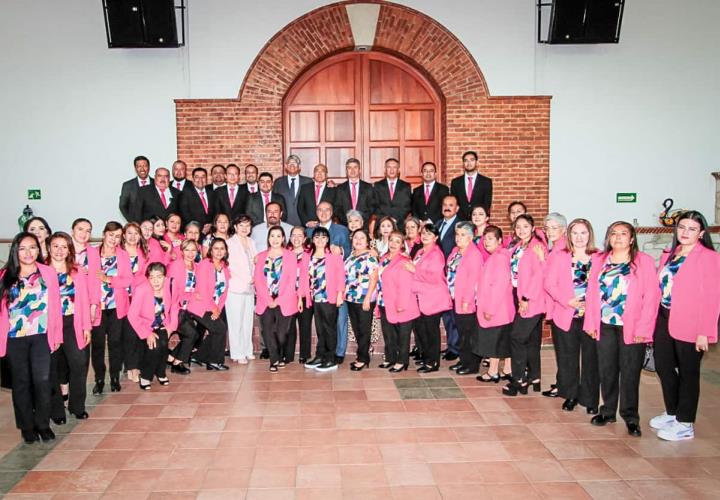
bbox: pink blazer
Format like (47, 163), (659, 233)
(113, 248), (149, 317)
(448, 244), (484, 314)
(163, 233), (185, 262)
(380, 253), (421, 324)
(66, 269), (92, 349)
(127, 280), (178, 339)
(187, 259), (230, 317)
(658, 244), (720, 343)
(514, 240), (546, 318)
(474, 235), (490, 262)
(477, 249), (515, 327)
(299, 252), (346, 307)
(544, 250), (596, 331)
(0, 264), (63, 357)
(167, 259), (196, 311)
(584, 252), (660, 344)
(87, 246), (133, 324)
(412, 245), (452, 315)
(147, 237), (170, 265)
(253, 249), (299, 317)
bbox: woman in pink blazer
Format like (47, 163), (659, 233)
(128, 262), (178, 390)
(300, 226), (345, 372)
(186, 238), (231, 371)
(651, 211), (720, 441)
(87, 221), (132, 395)
(47, 232), (92, 423)
(0, 232), (63, 444)
(475, 226), (515, 383)
(163, 213), (185, 262)
(166, 239), (199, 374)
(141, 218), (170, 265)
(584, 221), (660, 437)
(471, 205), (491, 262)
(377, 231), (420, 372)
(254, 226), (301, 372)
(71, 218), (93, 273)
(406, 223), (452, 372)
(504, 214), (546, 396)
(446, 222), (484, 376)
(543, 218), (600, 414)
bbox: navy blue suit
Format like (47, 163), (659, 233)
(305, 223), (351, 258)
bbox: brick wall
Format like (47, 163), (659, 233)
(175, 1), (551, 234)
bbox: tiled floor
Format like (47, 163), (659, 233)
(2, 347), (720, 499)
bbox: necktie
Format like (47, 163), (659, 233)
(263, 192), (270, 206)
(175, 181), (182, 190)
(160, 189), (168, 209)
(141, 179), (147, 186)
(389, 181), (395, 201)
(199, 191), (208, 213)
(314, 183), (321, 204)
(439, 220), (447, 239)
(290, 177), (296, 198)
(424, 184), (430, 205)
(351, 183), (358, 210)
(229, 186), (236, 208)
(250, 185), (256, 193)
(466, 176), (474, 203)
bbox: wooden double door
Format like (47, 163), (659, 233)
(283, 51), (442, 185)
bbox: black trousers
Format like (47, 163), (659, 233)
(313, 302), (338, 364)
(597, 323), (645, 425)
(286, 307), (314, 362)
(510, 313), (543, 384)
(456, 313), (481, 372)
(122, 317), (144, 371)
(380, 307), (412, 366)
(653, 307), (704, 423)
(347, 301), (374, 364)
(260, 307), (292, 364)
(194, 311), (228, 365)
(415, 312), (443, 366)
(553, 318), (599, 408)
(51, 315), (89, 418)
(6, 334), (51, 432)
(140, 329), (169, 381)
(173, 311), (199, 363)
(528, 315), (544, 381)
(91, 309), (123, 382)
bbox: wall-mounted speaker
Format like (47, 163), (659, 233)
(538, 0), (625, 44)
(102, 0), (185, 48)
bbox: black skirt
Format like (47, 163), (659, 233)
(473, 323), (512, 358)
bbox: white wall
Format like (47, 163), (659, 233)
(0, 0), (717, 238)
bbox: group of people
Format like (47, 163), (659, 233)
(0, 151), (718, 447)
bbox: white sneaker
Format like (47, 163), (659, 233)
(649, 412), (676, 430)
(657, 421), (694, 441)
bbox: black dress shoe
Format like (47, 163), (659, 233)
(72, 412), (89, 420)
(586, 407), (599, 415)
(92, 381), (104, 395)
(22, 429), (39, 444)
(409, 346), (419, 357)
(38, 428), (56, 442)
(52, 416), (66, 425)
(304, 357), (323, 368)
(417, 364), (439, 373)
(542, 387), (559, 398)
(456, 367), (479, 375)
(389, 364), (408, 373)
(206, 363), (229, 371)
(562, 399), (578, 412)
(626, 422), (642, 437)
(335, 356), (344, 365)
(448, 362), (463, 371)
(442, 351), (459, 361)
(171, 363), (191, 374)
(350, 362), (366, 371)
(378, 361), (392, 369)
(502, 382), (528, 397)
(590, 414), (617, 426)
(110, 378), (121, 392)
(260, 349), (270, 359)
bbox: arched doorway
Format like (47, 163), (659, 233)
(283, 51), (442, 185)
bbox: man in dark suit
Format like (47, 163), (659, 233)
(209, 164), (226, 191)
(241, 164), (260, 195)
(374, 158), (412, 230)
(246, 172), (287, 225)
(119, 155), (153, 222)
(171, 159), (189, 193)
(179, 167), (217, 233)
(449, 151), (493, 220)
(137, 167), (181, 221)
(412, 161), (449, 223)
(273, 154), (312, 227)
(215, 164), (248, 222)
(297, 163), (336, 227)
(436, 194), (461, 360)
(335, 158), (378, 226)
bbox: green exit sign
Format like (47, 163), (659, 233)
(28, 189), (41, 200)
(616, 192), (637, 203)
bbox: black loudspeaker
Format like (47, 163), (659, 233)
(103, 0), (179, 48)
(548, 0), (624, 44)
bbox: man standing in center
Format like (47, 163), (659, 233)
(412, 161), (449, 224)
(215, 164), (248, 221)
(374, 158), (412, 230)
(179, 167), (217, 234)
(297, 163), (336, 228)
(246, 172), (287, 225)
(449, 151), (493, 220)
(273, 154), (312, 227)
(336, 158), (378, 226)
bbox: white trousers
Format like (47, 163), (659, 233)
(225, 292), (255, 360)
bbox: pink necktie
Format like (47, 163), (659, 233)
(250, 185), (256, 193)
(466, 176), (474, 202)
(351, 183), (358, 210)
(389, 181), (395, 201)
(141, 179), (147, 186)
(199, 191), (208, 213)
(160, 189), (168, 208)
(175, 181), (181, 190)
(424, 184), (430, 204)
(315, 184), (321, 204)
(229, 186), (236, 208)
(263, 192), (270, 206)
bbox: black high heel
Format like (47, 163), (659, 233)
(350, 362), (366, 371)
(476, 373), (500, 383)
(157, 377), (170, 386)
(389, 364), (408, 373)
(502, 382), (528, 397)
(138, 380), (151, 391)
(417, 363), (439, 373)
(531, 380), (541, 393)
(378, 362), (392, 369)
(110, 378), (121, 392)
(92, 381), (104, 395)
(562, 399), (578, 411)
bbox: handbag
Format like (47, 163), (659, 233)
(642, 344), (656, 372)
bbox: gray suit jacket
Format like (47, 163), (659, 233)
(272, 175), (312, 227)
(119, 176), (152, 222)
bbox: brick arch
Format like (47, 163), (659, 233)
(176, 1), (550, 225)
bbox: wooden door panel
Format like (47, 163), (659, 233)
(325, 111), (355, 142)
(404, 146), (435, 178)
(369, 110), (399, 141)
(290, 148), (320, 171)
(290, 111), (320, 142)
(404, 110), (435, 141)
(291, 59), (356, 105)
(326, 147), (355, 178)
(369, 60), (433, 104)
(370, 147), (400, 178)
